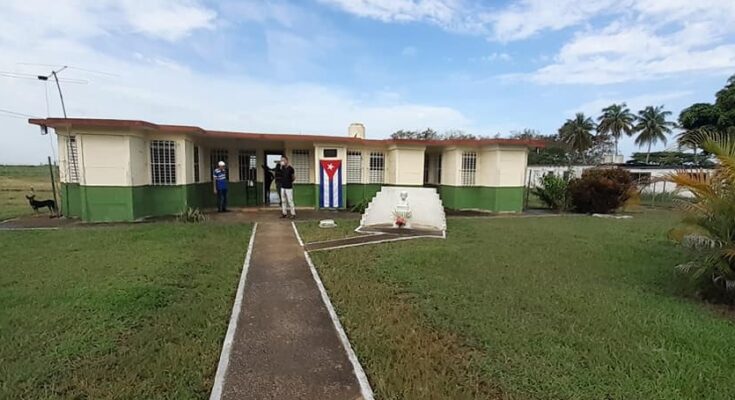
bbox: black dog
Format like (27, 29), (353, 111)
(26, 194), (57, 216)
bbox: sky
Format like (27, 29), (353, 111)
(1, 0), (734, 164)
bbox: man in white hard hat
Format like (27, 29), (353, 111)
(213, 161), (229, 212)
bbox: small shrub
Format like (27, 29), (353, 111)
(177, 207), (207, 223)
(532, 173), (571, 211)
(568, 168), (635, 214)
(350, 198), (370, 214)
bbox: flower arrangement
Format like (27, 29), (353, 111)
(394, 215), (407, 228)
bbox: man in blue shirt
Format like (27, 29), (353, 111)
(213, 161), (229, 212)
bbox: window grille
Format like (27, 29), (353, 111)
(369, 152), (385, 183)
(193, 146), (200, 183)
(291, 149), (310, 184)
(461, 152), (477, 186)
(210, 149), (229, 179)
(238, 150), (257, 183)
(150, 140), (176, 185)
(66, 136), (80, 183)
(347, 151), (362, 183)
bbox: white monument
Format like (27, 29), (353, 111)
(358, 186), (446, 236)
(392, 191), (413, 229)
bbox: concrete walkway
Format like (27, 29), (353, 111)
(219, 221), (365, 400)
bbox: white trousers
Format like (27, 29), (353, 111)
(281, 188), (295, 215)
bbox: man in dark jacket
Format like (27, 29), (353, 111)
(279, 155), (296, 219)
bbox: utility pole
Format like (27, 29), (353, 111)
(37, 66), (68, 118)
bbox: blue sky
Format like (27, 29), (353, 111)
(1, 0), (734, 164)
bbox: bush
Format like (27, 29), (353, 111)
(177, 207), (207, 223)
(568, 168), (635, 214)
(532, 173), (571, 211)
(350, 198), (370, 214)
(667, 131), (735, 303)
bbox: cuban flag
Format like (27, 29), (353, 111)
(319, 159), (342, 208)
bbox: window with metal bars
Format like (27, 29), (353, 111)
(150, 140), (176, 185)
(291, 150), (310, 183)
(369, 152), (385, 183)
(238, 150), (257, 183)
(193, 146), (200, 183)
(461, 152), (477, 186)
(346, 151), (362, 183)
(66, 136), (80, 183)
(210, 149), (229, 179)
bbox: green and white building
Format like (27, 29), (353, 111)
(29, 118), (542, 222)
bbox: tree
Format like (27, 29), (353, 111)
(442, 129), (478, 140)
(666, 130), (735, 303)
(629, 151), (712, 167)
(559, 113), (596, 163)
(715, 74), (735, 129)
(678, 103), (720, 152)
(597, 103), (635, 156)
(390, 128), (440, 140)
(633, 106), (675, 164)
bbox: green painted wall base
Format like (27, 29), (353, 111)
(60, 182), (523, 222)
(438, 185), (524, 212)
(345, 184), (382, 208)
(61, 182), (262, 222)
(60, 182), (319, 222)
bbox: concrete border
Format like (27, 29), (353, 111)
(292, 221), (375, 400)
(209, 222), (258, 400)
(307, 234), (444, 252)
(303, 250), (375, 400)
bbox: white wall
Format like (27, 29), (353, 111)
(388, 145), (426, 186)
(526, 165), (709, 197)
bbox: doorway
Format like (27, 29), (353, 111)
(264, 151), (283, 207)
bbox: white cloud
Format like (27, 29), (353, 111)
(0, 1), (471, 164)
(486, 0), (622, 42)
(0, 0), (217, 43)
(529, 23), (735, 85)
(119, 0), (216, 41)
(322, 0), (735, 85)
(483, 52), (512, 62)
(318, 0), (484, 33)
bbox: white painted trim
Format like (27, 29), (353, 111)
(0, 227), (61, 231)
(308, 234), (443, 253)
(291, 220), (304, 247)
(209, 222), (258, 400)
(302, 249), (375, 400)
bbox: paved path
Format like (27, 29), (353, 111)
(220, 221), (364, 400)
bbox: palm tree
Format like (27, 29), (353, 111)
(666, 130), (735, 302)
(634, 105), (675, 164)
(597, 103), (635, 157)
(559, 113), (595, 163)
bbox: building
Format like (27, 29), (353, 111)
(29, 118), (543, 222)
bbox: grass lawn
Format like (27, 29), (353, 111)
(0, 222), (252, 399)
(0, 165), (57, 221)
(311, 210), (735, 400)
(295, 218), (361, 243)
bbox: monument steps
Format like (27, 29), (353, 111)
(359, 186), (446, 234)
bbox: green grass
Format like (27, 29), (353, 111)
(312, 210), (735, 400)
(0, 165), (57, 221)
(0, 222), (252, 399)
(295, 218), (360, 243)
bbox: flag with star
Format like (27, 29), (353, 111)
(319, 159), (342, 208)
